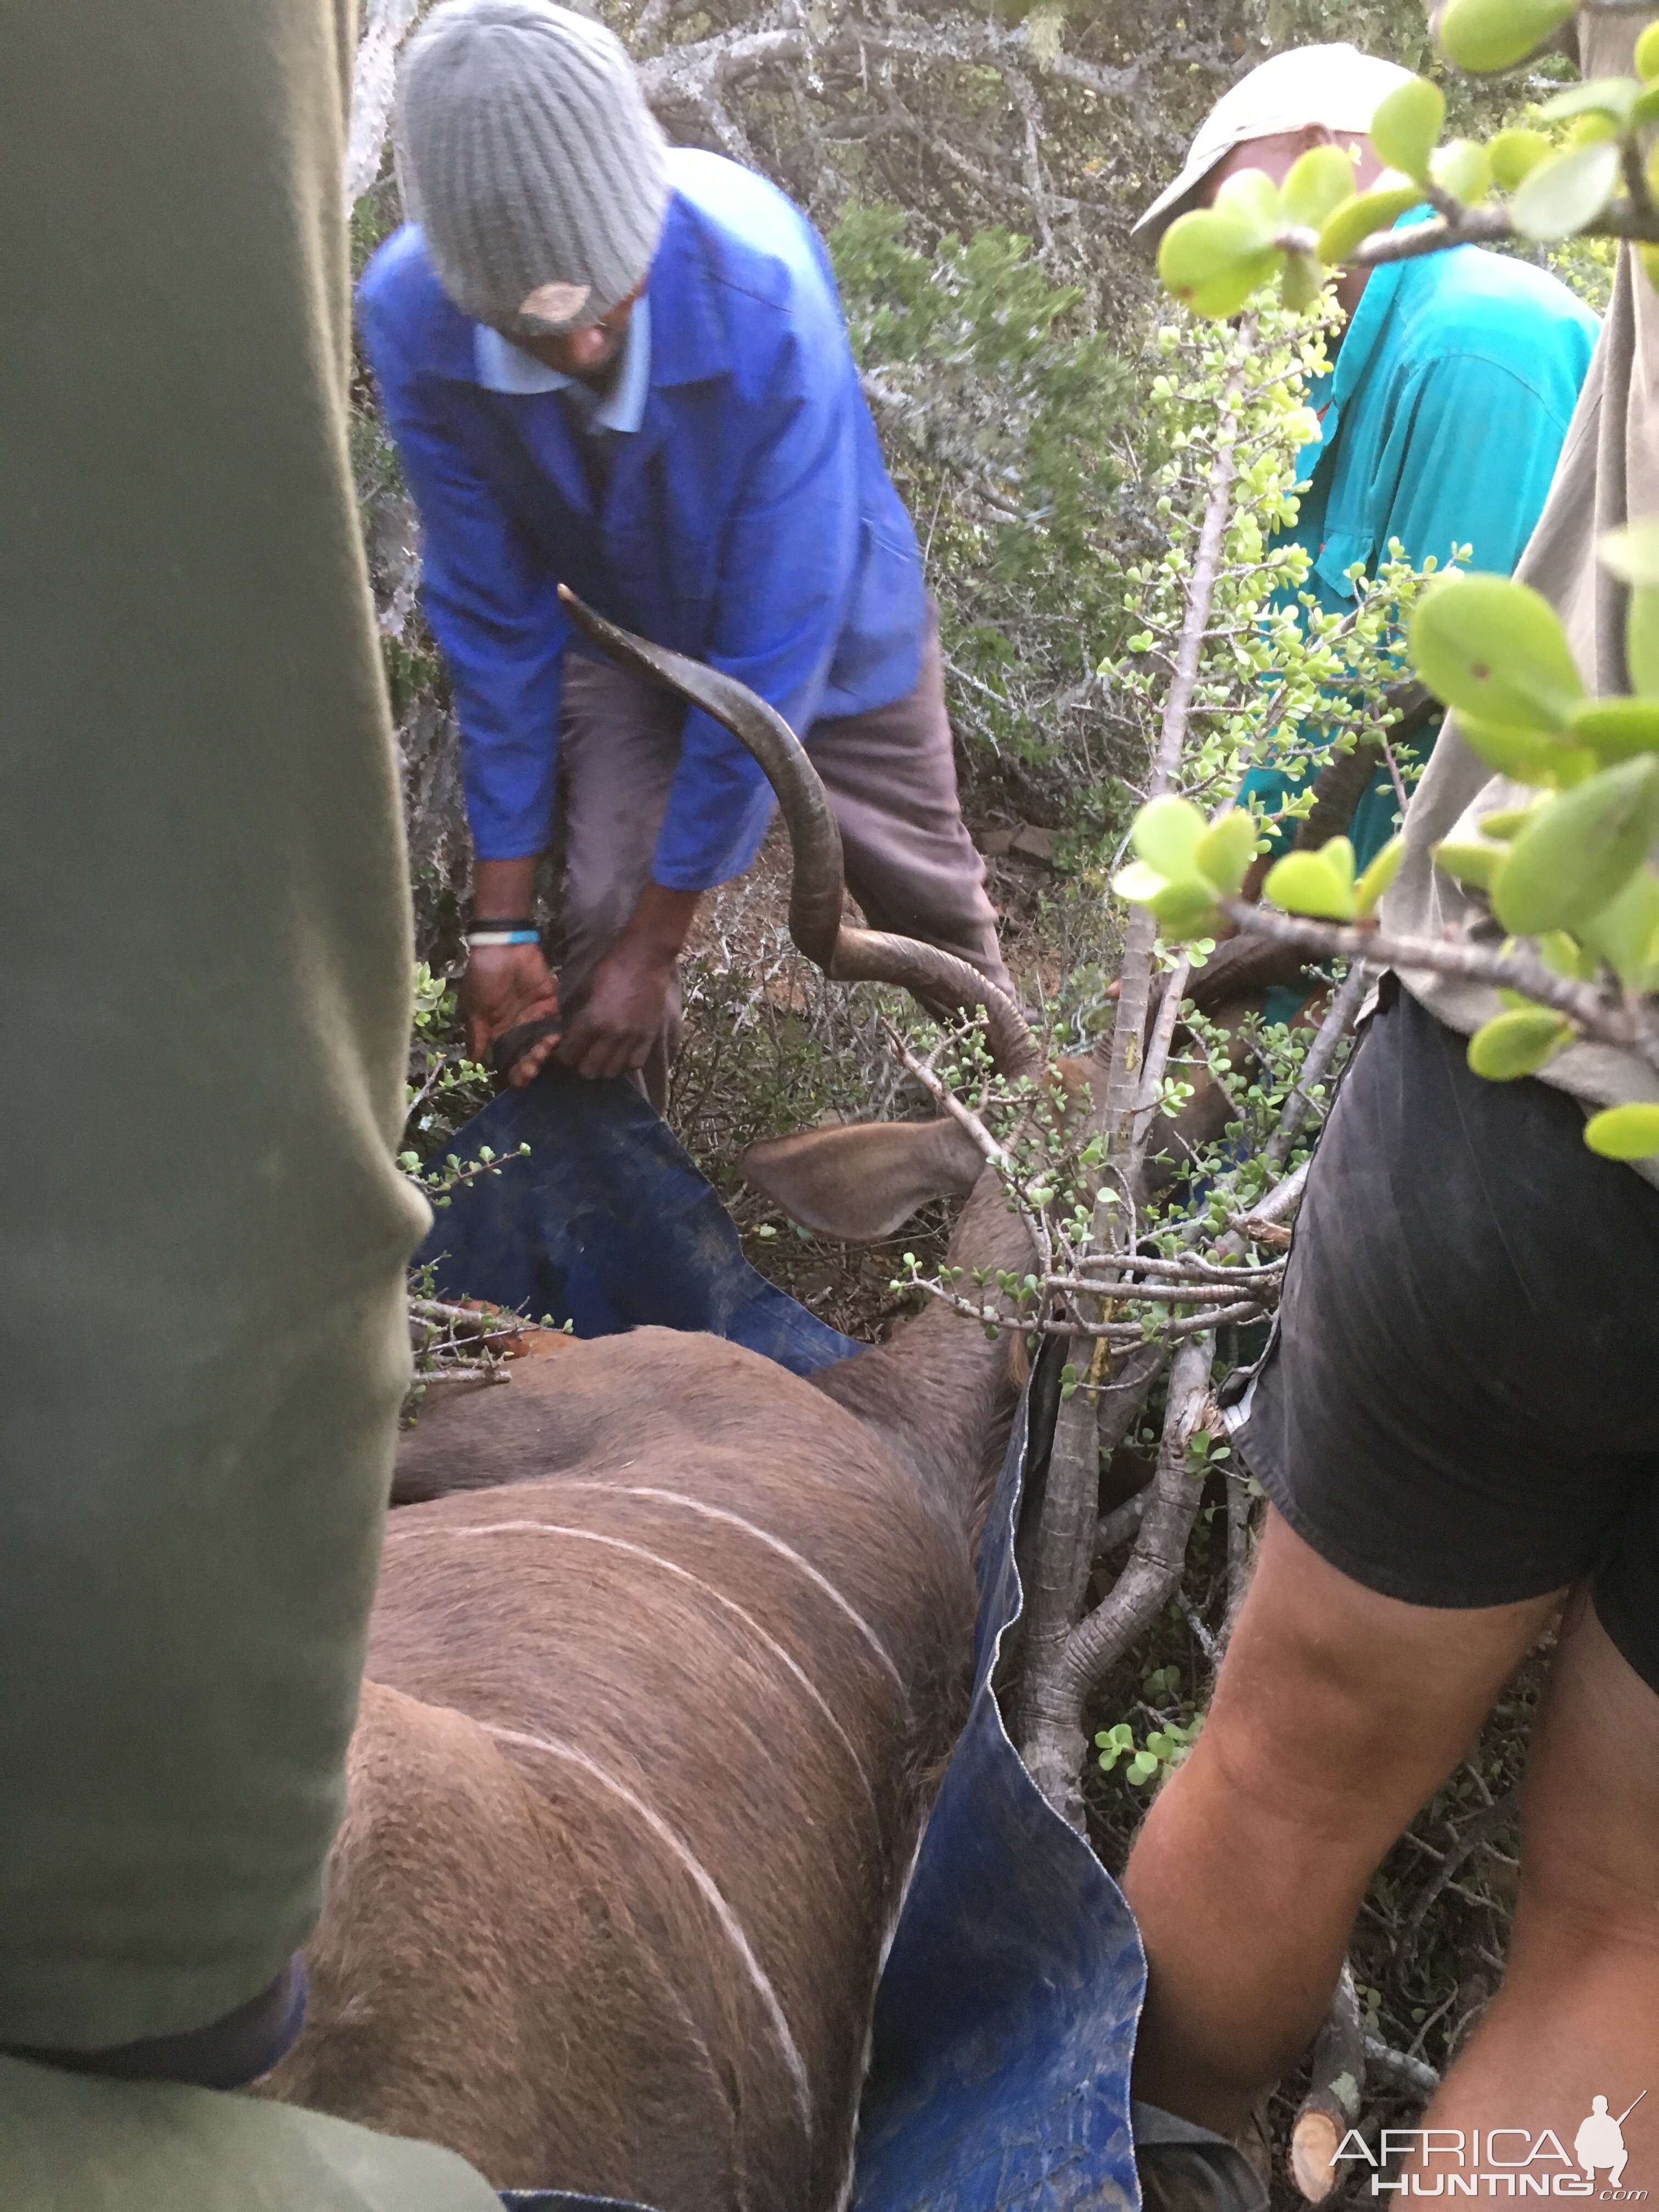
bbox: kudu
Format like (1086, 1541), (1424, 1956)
(262, 596), (1066, 2208)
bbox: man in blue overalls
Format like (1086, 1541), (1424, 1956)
(362, 0), (1010, 1104)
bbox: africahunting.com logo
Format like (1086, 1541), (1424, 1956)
(1334, 2096), (1647, 2199)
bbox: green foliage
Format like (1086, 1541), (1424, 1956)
(1585, 1102), (1659, 1159)
(1437, 0), (1575, 77)
(1096, 1668), (1204, 1792)
(1106, 305), (1438, 944)
(404, 963), (494, 1163)
(1411, 574), (1583, 735)
(1133, 43), (1659, 1168)
(1128, 551), (1659, 1158)
(828, 203), (1138, 810)
(1466, 1006), (1573, 1079)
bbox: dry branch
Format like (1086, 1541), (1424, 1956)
(1292, 1965), (1366, 2204)
(1102, 332), (1254, 1144)
(1017, 1331), (1215, 1816)
(1218, 901), (1659, 1079)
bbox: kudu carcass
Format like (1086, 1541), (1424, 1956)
(261, 599), (1071, 2208)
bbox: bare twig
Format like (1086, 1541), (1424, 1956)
(1261, 960), (1370, 1172)
(1237, 1156), (1310, 1230)
(1293, 1966), (1367, 2204)
(1177, 1589), (1222, 1670)
(1219, 901), (1659, 1079)
(345, 0), (423, 204)
(1363, 2032), (1441, 2099)
(1057, 1333), (1216, 1701)
(1101, 326), (1256, 1146)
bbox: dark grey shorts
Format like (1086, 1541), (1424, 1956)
(1233, 981), (1659, 1692)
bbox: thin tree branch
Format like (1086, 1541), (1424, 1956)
(1054, 1331), (1216, 1704)
(1219, 901), (1659, 1077)
(1261, 960), (1370, 1172)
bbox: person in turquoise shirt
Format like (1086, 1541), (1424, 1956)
(1136, 43), (1599, 876)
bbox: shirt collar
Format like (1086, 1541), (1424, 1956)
(471, 294), (652, 432)
(1328, 204), (1433, 412)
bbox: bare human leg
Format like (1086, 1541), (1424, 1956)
(1397, 1591), (1659, 2192)
(1120, 1508), (1561, 2136)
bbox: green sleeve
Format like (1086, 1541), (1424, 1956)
(0, 0), (431, 2055)
(0, 2057), (500, 2212)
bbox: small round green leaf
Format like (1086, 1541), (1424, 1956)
(1493, 757), (1659, 936)
(1111, 859), (1170, 907)
(1282, 143), (1358, 229)
(1212, 165), (1286, 240)
(1579, 865), (1659, 991)
(1193, 810), (1258, 897)
(1511, 139), (1620, 242)
(1317, 179), (1423, 265)
(1410, 574), (1583, 732)
(1476, 804), (1539, 840)
(1262, 851), (1358, 922)
(1148, 881), (1225, 936)
(1436, 0), (1576, 75)
(1458, 718), (1594, 788)
(1132, 793), (1209, 878)
(1467, 1008), (1573, 1080)
(1355, 833), (1406, 916)
(1567, 697), (1659, 763)
(1370, 76), (1445, 183)
(1429, 138), (1492, 206)
(1278, 250), (1327, 313)
(1159, 207), (1282, 319)
(1584, 1103), (1659, 1161)
(1534, 929), (1597, 981)
(1432, 838), (1506, 895)
(1488, 128), (1552, 190)
(1537, 76), (1643, 127)
(1638, 20), (1659, 80)
(1322, 836), (1356, 893)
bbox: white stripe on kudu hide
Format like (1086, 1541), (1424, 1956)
(388, 1518), (878, 1819)
(479, 1720), (815, 2137)
(555, 1483), (907, 1699)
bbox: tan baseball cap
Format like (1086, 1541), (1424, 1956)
(1133, 43), (1415, 243)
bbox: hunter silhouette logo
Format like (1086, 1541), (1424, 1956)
(1577, 2097), (1645, 2191)
(1333, 2096), (1647, 2197)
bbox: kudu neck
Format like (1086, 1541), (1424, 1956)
(808, 1170), (1035, 1541)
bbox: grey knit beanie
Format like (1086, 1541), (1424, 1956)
(396, 0), (669, 336)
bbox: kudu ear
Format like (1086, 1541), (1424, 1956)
(740, 1118), (986, 1243)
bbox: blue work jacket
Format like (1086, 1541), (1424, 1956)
(358, 151), (927, 890)
(1246, 215), (1598, 870)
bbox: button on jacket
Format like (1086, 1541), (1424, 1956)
(358, 150), (928, 891)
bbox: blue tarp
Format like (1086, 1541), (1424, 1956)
(416, 1065), (860, 1374)
(416, 1067), (1148, 2212)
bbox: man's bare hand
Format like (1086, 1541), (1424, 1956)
(460, 941), (563, 1088)
(555, 881), (701, 1083)
(556, 935), (676, 1080)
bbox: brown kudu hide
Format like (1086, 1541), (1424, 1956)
(262, 1158), (1037, 2205)
(262, 600), (1065, 2205)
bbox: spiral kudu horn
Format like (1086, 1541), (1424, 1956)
(559, 589), (1039, 1077)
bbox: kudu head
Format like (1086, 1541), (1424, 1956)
(559, 589), (1074, 1246)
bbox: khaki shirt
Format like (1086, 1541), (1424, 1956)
(1383, 13), (1659, 1186)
